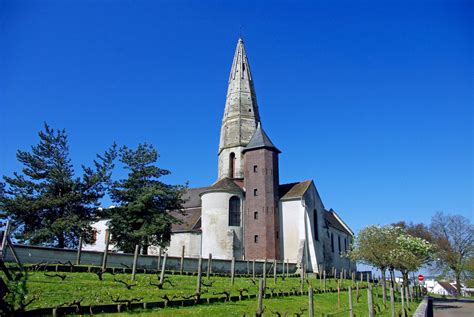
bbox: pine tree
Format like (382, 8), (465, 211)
(0, 123), (116, 248)
(108, 143), (186, 253)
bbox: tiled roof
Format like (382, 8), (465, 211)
(279, 180), (312, 200)
(324, 210), (352, 236)
(202, 178), (244, 194)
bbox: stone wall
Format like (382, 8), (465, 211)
(3, 244), (297, 274)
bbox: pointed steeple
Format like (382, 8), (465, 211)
(243, 123), (281, 153)
(218, 38), (261, 154)
(217, 38), (261, 180)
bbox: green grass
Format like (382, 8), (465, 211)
(1, 269), (421, 316)
(99, 288), (420, 316)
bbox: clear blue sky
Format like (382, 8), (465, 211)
(1, 0), (472, 236)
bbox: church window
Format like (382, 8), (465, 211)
(253, 165), (258, 173)
(253, 188), (258, 196)
(338, 235), (341, 254)
(331, 233), (334, 252)
(229, 152), (236, 178)
(313, 209), (319, 241)
(254, 235), (259, 243)
(249, 108), (252, 112)
(254, 211), (258, 220)
(229, 196), (241, 226)
(276, 231), (279, 239)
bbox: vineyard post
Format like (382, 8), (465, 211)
(180, 245), (185, 274)
(308, 287), (314, 317)
(390, 285), (395, 317)
(159, 253), (167, 285)
(156, 247), (162, 272)
(131, 244), (139, 281)
(207, 253), (212, 278)
(76, 235), (83, 266)
(273, 259), (277, 284)
(231, 256), (235, 285)
(348, 286), (354, 317)
(401, 284), (406, 317)
(252, 260), (255, 279)
(256, 279), (264, 317)
(196, 256), (202, 294)
(101, 229), (110, 271)
(368, 284), (375, 317)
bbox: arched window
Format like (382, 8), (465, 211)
(229, 152), (236, 178)
(229, 196), (241, 226)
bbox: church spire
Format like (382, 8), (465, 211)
(218, 38), (261, 180)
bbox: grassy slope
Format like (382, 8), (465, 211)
(2, 271), (420, 315)
(23, 271), (352, 309)
(100, 288), (420, 316)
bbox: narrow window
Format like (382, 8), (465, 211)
(344, 238), (347, 252)
(254, 211), (258, 220)
(331, 233), (334, 252)
(313, 209), (319, 241)
(254, 235), (259, 243)
(276, 231), (279, 239)
(253, 188), (258, 196)
(228, 196), (241, 226)
(338, 235), (341, 254)
(229, 152), (235, 178)
(253, 165), (258, 173)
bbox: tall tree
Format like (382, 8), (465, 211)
(430, 212), (474, 296)
(347, 225), (401, 303)
(107, 143), (186, 254)
(0, 123), (115, 248)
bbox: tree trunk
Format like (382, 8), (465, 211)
(389, 267), (396, 289)
(381, 268), (387, 306)
(57, 234), (65, 248)
(455, 271), (462, 297)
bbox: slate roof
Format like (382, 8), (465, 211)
(182, 187), (209, 208)
(324, 209), (353, 236)
(242, 123), (281, 153)
(279, 180), (312, 200)
(170, 207), (202, 232)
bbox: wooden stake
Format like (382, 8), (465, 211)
(273, 259), (277, 284)
(308, 287), (314, 317)
(252, 260), (255, 279)
(101, 229), (110, 271)
(159, 253), (167, 285)
(156, 247), (162, 272)
(131, 244), (139, 281)
(263, 259), (266, 291)
(286, 259), (289, 278)
(368, 284), (375, 317)
(180, 245), (185, 274)
(230, 256), (235, 285)
(390, 286), (395, 317)
(256, 279), (264, 317)
(207, 253), (212, 278)
(356, 282), (360, 303)
(323, 270), (327, 292)
(337, 280), (341, 308)
(76, 236), (83, 266)
(348, 286), (354, 317)
(196, 256), (202, 294)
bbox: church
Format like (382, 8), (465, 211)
(158, 38), (356, 274)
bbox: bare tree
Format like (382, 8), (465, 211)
(430, 212), (474, 296)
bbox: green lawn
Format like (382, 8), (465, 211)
(2, 269), (421, 316)
(99, 288), (420, 316)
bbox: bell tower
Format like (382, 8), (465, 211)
(218, 38), (260, 180)
(242, 123), (281, 260)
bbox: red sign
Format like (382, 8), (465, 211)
(418, 274), (424, 281)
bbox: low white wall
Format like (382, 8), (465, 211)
(149, 231), (201, 258)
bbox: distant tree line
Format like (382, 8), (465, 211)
(0, 123), (186, 254)
(348, 213), (473, 297)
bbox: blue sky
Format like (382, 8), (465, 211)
(1, 0), (472, 238)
